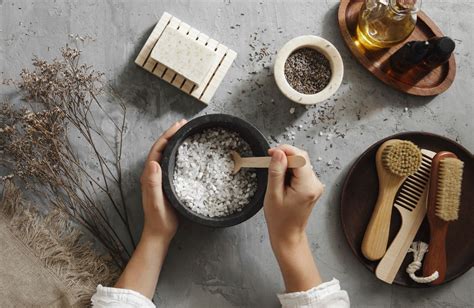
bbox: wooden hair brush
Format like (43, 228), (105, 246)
(423, 151), (464, 285)
(362, 139), (422, 261)
(375, 148), (435, 283)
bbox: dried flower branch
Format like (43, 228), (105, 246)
(1, 45), (135, 267)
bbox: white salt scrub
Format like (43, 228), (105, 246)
(173, 128), (258, 217)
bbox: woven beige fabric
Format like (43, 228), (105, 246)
(0, 181), (119, 308)
(0, 218), (76, 307)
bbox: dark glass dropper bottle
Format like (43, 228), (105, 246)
(422, 37), (455, 69)
(390, 41), (430, 73)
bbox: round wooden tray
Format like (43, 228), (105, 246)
(338, 0), (456, 96)
(340, 132), (474, 287)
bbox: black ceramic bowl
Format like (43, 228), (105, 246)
(161, 114), (270, 227)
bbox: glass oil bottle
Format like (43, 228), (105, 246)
(357, 0), (422, 50)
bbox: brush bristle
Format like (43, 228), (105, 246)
(436, 157), (464, 221)
(382, 140), (422, 177)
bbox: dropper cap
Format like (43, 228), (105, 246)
(432, 37), (455, 57)
(424, 37), (455, 68)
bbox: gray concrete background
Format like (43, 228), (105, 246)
(1, 0), (473, 307)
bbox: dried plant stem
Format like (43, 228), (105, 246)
(1, 45), (137, 267)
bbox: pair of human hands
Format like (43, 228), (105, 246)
(141, 120), (324, 249)
(116, 120), (324, 297)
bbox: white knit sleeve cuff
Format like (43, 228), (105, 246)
(277, 278), (350, 308)
(91, 285), (156, 308)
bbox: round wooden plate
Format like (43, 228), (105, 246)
(338, 0), (456, 96)
(340, 132), (474, 287)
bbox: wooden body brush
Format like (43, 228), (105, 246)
(423, 152), (464, 285)
(362, 139), (422, 261)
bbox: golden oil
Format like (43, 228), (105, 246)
(356, 0), (420, 50)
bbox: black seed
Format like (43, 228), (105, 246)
(284, 48), (332, 94)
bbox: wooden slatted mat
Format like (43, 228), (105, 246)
(135, 12), (237, 104)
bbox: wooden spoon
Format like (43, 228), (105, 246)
(230, 151), (306, 175)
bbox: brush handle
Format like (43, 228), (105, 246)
(238, 155), (306, 169)
(423, 224), (448, 285)
(361, 189), (398, 261)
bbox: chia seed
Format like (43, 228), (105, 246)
(284, 48), (332, 94)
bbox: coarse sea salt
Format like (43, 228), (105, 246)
(173, 128), (258, 218)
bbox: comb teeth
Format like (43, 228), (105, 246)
(394, 152), (432, 212)
(382, 140), (422, 177)
(436, 157), (464, 221)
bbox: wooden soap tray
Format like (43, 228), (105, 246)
(135, 12), (237, 104)
(338, 0), (456, 96)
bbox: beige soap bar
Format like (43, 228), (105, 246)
(150, 27), (218, 88)
(135, 12), (237, 104)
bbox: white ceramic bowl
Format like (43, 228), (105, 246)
(274, 35), (344, 105)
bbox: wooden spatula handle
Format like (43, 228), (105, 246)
(423, 225), (448, 284)
(239, 155), (306, 169)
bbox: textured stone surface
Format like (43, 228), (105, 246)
(1, 0), (473, 307)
